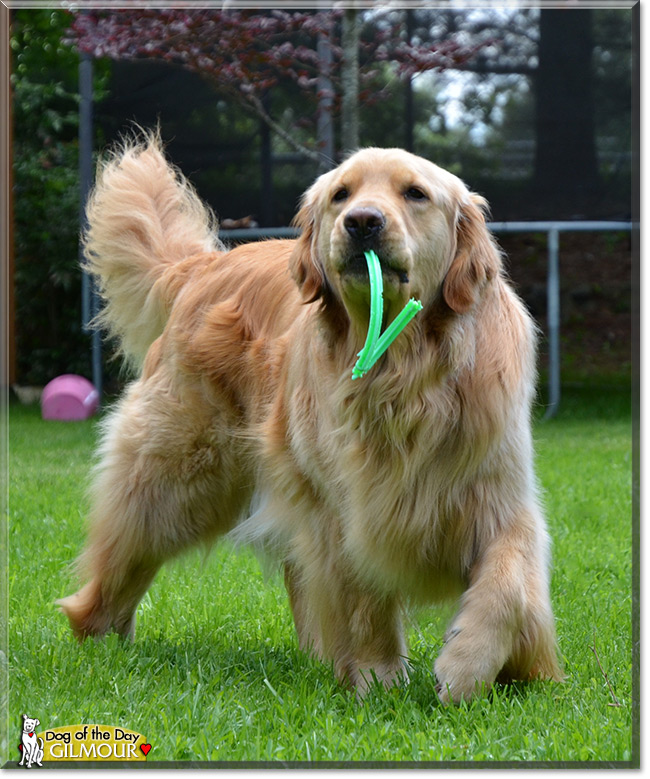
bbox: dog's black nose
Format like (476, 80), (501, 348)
(344, 207), (385, 242)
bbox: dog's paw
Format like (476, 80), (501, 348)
(433, 629), (497, 704)
(349, 658), (410, 699)
(434, 658), (482, 705)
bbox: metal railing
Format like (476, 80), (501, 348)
(488, 221), (634, 418)
(221, 221), (635, 419)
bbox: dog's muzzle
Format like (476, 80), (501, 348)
(339, 207), (410, 285)
(344, 207), (386, 245)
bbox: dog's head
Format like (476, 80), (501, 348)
(22, 715), (39, 733)
(290, 148), (500, 329)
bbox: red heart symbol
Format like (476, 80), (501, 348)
(140, 743), (152, 757)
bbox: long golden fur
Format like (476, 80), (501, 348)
(58, 134), (562, 702)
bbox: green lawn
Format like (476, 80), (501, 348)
(5, 385), (636, 765)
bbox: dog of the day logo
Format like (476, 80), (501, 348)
(18, 719), (151, 764)
(18, 716), (44, 768)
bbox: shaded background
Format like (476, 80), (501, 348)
(10, 5), (635, 394)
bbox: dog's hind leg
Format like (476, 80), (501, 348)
(58, 373), (249, 640)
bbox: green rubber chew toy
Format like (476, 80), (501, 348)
(351, 250), (423, 380)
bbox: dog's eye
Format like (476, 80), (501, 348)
(405, 187), (428, 201)
(332, 187), (349, 203)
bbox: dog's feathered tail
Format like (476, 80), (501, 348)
(84, 130), (222, 371)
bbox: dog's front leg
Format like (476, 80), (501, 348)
(341, 589), (410, 697)
(285, 560), (408, 697)
(434, 507), (560, 703)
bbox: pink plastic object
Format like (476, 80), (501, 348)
(41, 374), (99, 421)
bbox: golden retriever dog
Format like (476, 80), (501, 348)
(58, 134), (562, 703)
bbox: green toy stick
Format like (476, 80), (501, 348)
(351, 250), (423, 380)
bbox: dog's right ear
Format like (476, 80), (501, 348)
(289, 190), (325, 303)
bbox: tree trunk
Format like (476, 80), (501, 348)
(317, 29), (335, 170)
(341, 8), (360, 153)
(404, 9), (414, 152)
(533, 9), (599, 200)
(259, 93), (273, 227)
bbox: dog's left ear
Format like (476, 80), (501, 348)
(289, 196), (325, 304)
(442, 193), (500, 314)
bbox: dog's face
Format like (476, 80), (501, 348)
(23, 716), (39, 733)
(290, 148), (498, 327)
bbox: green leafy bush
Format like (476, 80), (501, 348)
(11, 10), (107, 386)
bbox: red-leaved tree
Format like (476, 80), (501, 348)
(66, 8), (483, 161)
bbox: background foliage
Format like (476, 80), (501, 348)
(10, 7), (633, 388)
(11, 10), (109, 386)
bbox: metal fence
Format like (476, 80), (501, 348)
(487, 221), (634, 418)
(221, 221), (635, 419)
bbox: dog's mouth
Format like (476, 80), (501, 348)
(340, 253), (410, 285)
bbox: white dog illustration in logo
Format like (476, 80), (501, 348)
(19, 715), (44, 768)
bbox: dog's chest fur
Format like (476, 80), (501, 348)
(277, 365), (508, 601)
